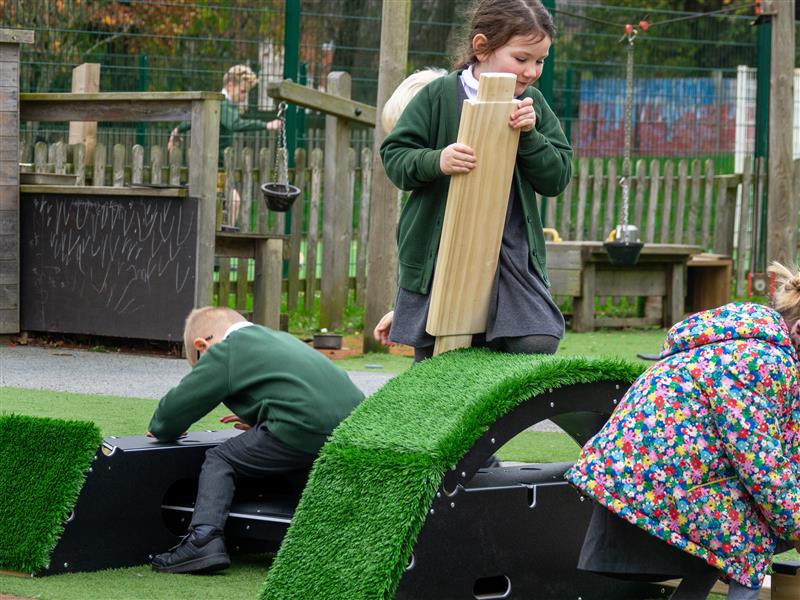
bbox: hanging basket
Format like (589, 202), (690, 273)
(261, 183), (301, 212)
(604, 240), (644, 266)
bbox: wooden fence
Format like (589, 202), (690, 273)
(23, 139), (768, 320)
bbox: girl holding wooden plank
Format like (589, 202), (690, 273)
(376, 0), (573, 362)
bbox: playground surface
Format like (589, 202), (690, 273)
(0, 343), (394, 400)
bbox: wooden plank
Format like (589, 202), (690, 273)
(33, 141), (47, 173)
(67, 63), (100, 164)
(169, 145), (182, 187)
(546, 269), (582, 297)
(73, 143), (86, 186)
(713, 174), (736, 256)
(240, 147), (253, 233)
(305, 148), (322, 312)
(701, 159), (714, 250)
(426, 73), (520, 354)
(131, 144), (144, 184)
(595, 269), (667, 296)
(235, 257), (248, 312)
(574, 157), (589, 240)
(266, 80), (376, 127)
(674, 160), (688, 243)
(559, 178), (573, 239)
(687, 159), (701, 245)
(150, 145), (163, 185)
(253, 238), (283, 329)
(92, 142), (106, 186)
(571, 263), (596, 332)
(735, 157), (753, 297)
(0, 28), (33, 44)
(660, 160), (674, 243)
(19, 184), (186, 197)
(287, 148), (306, 311)
(258, 147), (270, 234)
(320, 72), (353, 330)
(588, 158), (603, 240)
(112, 143), (125, 187)
(645, 160), (660, 242)
(633, 159), (646, 232)
(603, 159), (617, 240)
(218, 260), (231, 308)
(20, 92), (221, 123)
(356, 147), (372, 304)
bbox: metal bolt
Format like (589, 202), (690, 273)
(450, 502), (455, 509)
(148, 554), (153, 559)
(430, 508), (435, 514)
(579, 496), (585, 502)
(246, 525), (250, 530)
(460, 471), (466, 478)
(490, 438), (496, 444)
(613, 399), (618, 405)
(549, 402), (555, 408)
(63, 562), (69, 568)
(615, 384), (620, 389)
(436, 492), (441, 498)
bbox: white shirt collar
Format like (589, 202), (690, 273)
(221, 87), (231, 101)
(223, 321), (254, 340)
(459, 65), (479, 100)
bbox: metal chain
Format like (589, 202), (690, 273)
(620, 30), (635, 229)
(276, 101), (289, 188)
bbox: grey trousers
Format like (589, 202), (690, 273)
(190, 424), (316, 530)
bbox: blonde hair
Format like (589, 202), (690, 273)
(183, 306), (246, 365)
(222, 64), (258, 89)
(381, 68), (447, 133)
(768, 262), (800, 327)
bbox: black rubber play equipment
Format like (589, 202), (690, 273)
(395, 380), (669, 600)
(41, 381), (665, 597)
(39, 430), (299, 575)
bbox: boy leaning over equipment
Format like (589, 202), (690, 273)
(147, 306), (364, 574)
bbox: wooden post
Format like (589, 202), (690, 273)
(0, 28), (33, 334)
(320, 71), (353, 330)
(764, 0), (796, 267)
(67, 63), (100, 164)
(188, 97), (221, 308)
(362, 0), (410, 353)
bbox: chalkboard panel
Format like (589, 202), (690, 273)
(20, 193), (198, 341)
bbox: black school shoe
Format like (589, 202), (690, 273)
(151, 528), (231, 574)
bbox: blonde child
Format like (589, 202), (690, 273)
(377, 0), (572, 362)
(566, 264), (800, 599)
(148, 307), (363, 573)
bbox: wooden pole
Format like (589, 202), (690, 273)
(362, 0), (410, 354)
(764, 0), (796, 267)
(67, 63), (100, 164)
(0, 28), (34, 334)
(320, 71), (353, 330)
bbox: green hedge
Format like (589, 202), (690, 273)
(261, 349), (646, 600)
(0, 413), (102, 573)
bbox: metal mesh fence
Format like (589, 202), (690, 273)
(2, 0), (775, 167)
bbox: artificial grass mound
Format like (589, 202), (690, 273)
(0, 413), (102, 573)
(261, 349), (646, 600)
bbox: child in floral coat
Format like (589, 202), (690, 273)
(566, 263), (800, 600)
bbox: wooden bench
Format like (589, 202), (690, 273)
(546, 241), (702, 332)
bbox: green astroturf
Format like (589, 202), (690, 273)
(0, 414), (102, 573)
(260, 349), (646, 600)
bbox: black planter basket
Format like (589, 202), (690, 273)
(603, 240), (644, 266)
(261, 183), (301, 212)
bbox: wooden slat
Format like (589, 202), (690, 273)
(266, 80), (376, 127)
(168, 145), (181, 187)
(112, 143), (125, 187)
(645, 160), (660, 243)
(258, 147), (270, 234)
(356, 147), (372, 304)
(735, 156), (753, 297)
(603, 159), (617, 240)
(218, 260), (231, 308)
(687, 159), (701, 245)
(131, 144), (144, 184)
(305, 148), (322, 312)
(235, 257), (249, 312)
(271, 148), (287, 235)
(93, 142), (106, 186)
(588, 158), (603, 240)
(33, 141), (46, 173)
(559, 179), (573, 239)
(701, 159), (714, 250)
(674, 160), (688, 243)
(73, 143), (86, 186)
(632, 159), (645, 232)
(240, 147), (253, 233)
(150, 145), (163, 185)
(660, 160), (674, 243)
(286, 148), (306, 311)
(574, 157), (589, 240)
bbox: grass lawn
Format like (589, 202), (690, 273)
(1, 328), (794, 600)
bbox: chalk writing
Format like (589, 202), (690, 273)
(21, 194), (198, 341)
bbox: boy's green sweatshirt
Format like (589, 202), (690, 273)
(380, 70), (572, 294)
(148, 325), (364, 454)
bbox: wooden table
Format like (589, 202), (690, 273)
(546, 242), (703, 332)
(215, 232), (285, 329)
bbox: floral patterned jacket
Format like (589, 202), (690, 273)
(565, 302), (800, 588)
